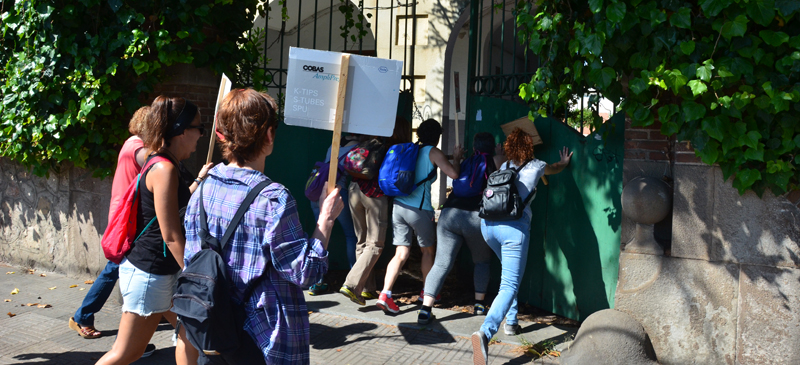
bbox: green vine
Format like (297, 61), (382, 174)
(339, 0), (373, 48)
(1, 0), (263, 177)
(516, 0), (800, 196)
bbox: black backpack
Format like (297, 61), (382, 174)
(171, 178), (271, 356)
(479, 160), (536, 221)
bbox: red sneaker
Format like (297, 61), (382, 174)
(376, 293), (400, 314)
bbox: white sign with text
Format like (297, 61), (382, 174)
(283, 47), (403, 137)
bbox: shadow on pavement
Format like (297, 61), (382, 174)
(310, 322), (380, 350)
(396, 323), (457, 344)
(306, 300), (340, 310)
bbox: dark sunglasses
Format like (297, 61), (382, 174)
(186, 125), (205, 136)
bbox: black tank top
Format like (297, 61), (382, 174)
(125, 153), (191, 275)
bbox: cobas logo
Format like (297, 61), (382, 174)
(303, 64), (324, 72)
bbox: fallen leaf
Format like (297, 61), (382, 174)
(336, 349), (342, 352)
(39, 273), (46, 277)
(3, 299), (10, 302)
(5, 272), (13, 275)
(84, 280), (94, 284)
(37, 304), (51, 308)
(461, 308), (470, 313)
(549, 350), (561, 357)
(79, 288), (85, 291)
(10, 288), (19, 295)
(25, 303), (38, 307)
(27, 269), (34, 274)
(47, 286), (57, 290)
(7, 312), (14, 317)
(69, 284), (78, 288)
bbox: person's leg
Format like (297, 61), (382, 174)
(355, 195), (388, 293)
(337, 187), (358, 268)
(479, 220), (530, 341)
(73, 260), (119, 328)
(422, 209), (462, 306)
(382, 203), (413, 293)
(411, 209), (437, 284)
(161, 311), (199, 365)
(461, 210), (492, 300)
(95, 312), (161, 365)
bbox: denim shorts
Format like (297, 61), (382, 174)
(119, 258), (179, 316)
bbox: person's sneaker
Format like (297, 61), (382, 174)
(471, 331), (489, 365)
(338, 286), (365, 306)
(361, 290), (379, 300)
(141, 343), (156, 358)
(504, 323), (521, 335)
(417, 309), (434, 325)
(309, 282), (328, 296)
(376, 292), (400, 314)
(474, 303), (487, 315)
(417, 290), (441, 303)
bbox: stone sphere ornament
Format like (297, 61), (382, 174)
(621, 176), (672, 255)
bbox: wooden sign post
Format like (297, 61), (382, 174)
(207, 73), (231, 164)
(327, 54), (351, 195)
(453, 72), (461, 147)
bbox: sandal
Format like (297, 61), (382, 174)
(69, 317), (101, 339)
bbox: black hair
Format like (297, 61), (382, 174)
(417, 119), (442, 146)
(473, 132), (495, 156)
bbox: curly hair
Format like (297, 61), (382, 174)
(416, 119), (442, 146)
(216, 88), (279, 164)
(504, 128), (534, 164)
(128, 106), (150, 136)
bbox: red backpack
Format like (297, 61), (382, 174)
(102, 156), (169, 264)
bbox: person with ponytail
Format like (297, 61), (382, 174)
(96, 96), (211, 365)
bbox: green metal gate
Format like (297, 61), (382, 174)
(464, 0), (623, 321)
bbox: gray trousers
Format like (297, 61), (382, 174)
(423, 207), (492, 298)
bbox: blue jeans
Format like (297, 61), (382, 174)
(310, 186), (358, 268)
(73, 260), (119, 326)
(479, 213), (531, 340)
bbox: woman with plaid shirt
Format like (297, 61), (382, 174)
(182, 89), (343, 364)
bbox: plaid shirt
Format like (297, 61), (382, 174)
(184, 164), (328, 364)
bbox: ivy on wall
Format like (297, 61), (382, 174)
(0, 0), (263, 177)
(515, 0), (800, 195)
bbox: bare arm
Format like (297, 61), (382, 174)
(188, 162), (214, 194)
(312, 185), (344, 249)
(147, 162), (187, 269)
(134, 147), (148, 169)
(429, 146), (464, 180)
(544, 147), (573, 175)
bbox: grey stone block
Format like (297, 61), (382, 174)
(737, 264), (800, 364)
(622, 160), (671, 245)
(66, 191), (109, 278)
(561, 309), (657, 365)
(615, 253), (738, 365)
(712, 169), (800, 268)
(671, 164), (715, 260)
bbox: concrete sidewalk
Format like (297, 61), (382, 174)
(0, 264), (567, 364)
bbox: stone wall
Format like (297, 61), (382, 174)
(0, 64), (218, 279)
(616, 117), (800, 364)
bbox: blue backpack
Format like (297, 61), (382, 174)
(379, 142), (435, 197)
(452, 152), (491, 197)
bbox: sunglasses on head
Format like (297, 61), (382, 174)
(186, 125), (205, 136)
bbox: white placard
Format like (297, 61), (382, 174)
(207, 73), (232, 164)
(284, 47), (403, 137)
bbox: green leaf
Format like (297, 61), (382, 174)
(759, 30), (790, 47)
(665, 69), (688, 93)
(589, 0), (603, 14)
(606, 3), (626, 22)
(629, 78), (648, 95)
(661, 121), (680, 135)
(688, 80), (708, 96)
(682, 102), (706, 121)
(776, 0), (800, 17)
(680, 40), (695, 55)
(177, 31), (190, 39)
(741, 131), (762, 149)
(747, 0), (776, 26)
(701, 117), (724, 141)
(107, 0), (122, 13)
(696, 62), (714, 81)
(735, 169), (762, 191)
(581, 33), (603, 56)
(721, 15), (748, 40)
(744, 145), (764, 161)
(670, 8), (692, 29)
(794, 134), (800, 149)
(700, 0), (730, 17)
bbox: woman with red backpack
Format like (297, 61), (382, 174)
(417, 132), (506, 324)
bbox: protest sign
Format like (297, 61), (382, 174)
(207, 73), (231, 164)
(284, 47), (403, 137)
(284, 47), (403, 192)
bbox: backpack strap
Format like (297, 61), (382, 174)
(198, 178), (273, 252)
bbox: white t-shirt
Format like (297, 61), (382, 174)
(501, 159), (547, 216)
